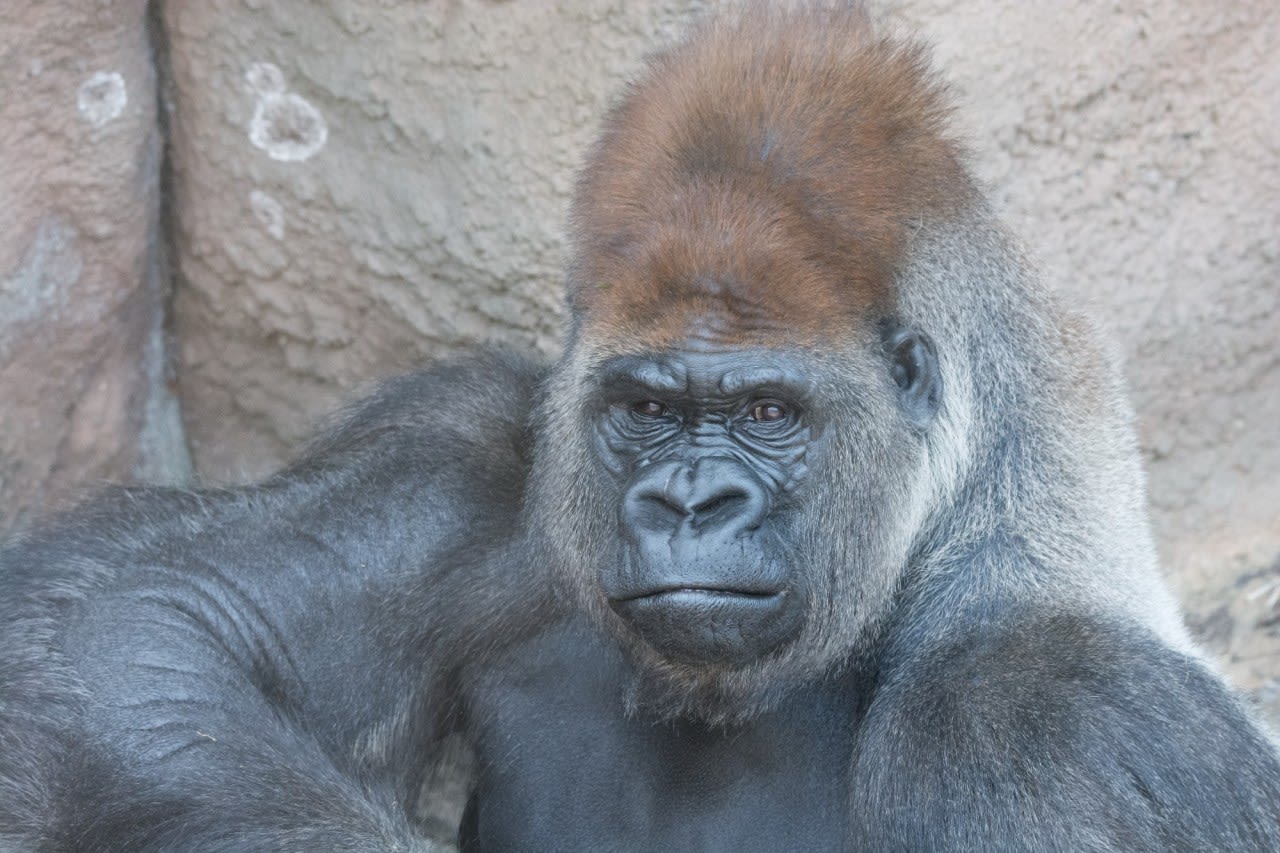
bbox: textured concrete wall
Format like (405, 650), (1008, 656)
(0, 1), (187, 532)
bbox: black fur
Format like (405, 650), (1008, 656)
(0, 352), (545, 851)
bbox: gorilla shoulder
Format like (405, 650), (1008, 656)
(853, 607), (1280, 850)
(0, 349), (545, 852)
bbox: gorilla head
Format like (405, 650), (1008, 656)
(527, 4), (976, 723)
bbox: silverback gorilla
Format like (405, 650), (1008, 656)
(4, 3), (1280, 851)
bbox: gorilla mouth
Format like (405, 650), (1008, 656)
(608, 587), (799, 666)
(617, 586), (783, 602)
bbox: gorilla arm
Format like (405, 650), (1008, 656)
(0, 351), (544, 851)
(851, 597), (1280, 850)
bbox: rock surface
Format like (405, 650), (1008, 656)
(0, 1), (188, 532)
(159, 1), (710, 480)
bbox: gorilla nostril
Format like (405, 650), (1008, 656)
(626, 493), (685, 532)
(690, 490), (748, 528)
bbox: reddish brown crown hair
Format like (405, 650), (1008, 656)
(567, 2), (974, 352)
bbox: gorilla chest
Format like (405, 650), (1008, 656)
(463, 623), (855, 851)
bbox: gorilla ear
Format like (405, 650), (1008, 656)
(882, 324), (942, 429)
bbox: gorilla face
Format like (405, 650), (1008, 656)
(591, 349), (818, 666)
(528, 324), (942, 722)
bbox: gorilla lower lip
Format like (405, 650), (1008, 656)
(609, 588), (800, 666)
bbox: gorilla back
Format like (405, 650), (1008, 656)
(5, 2), (1280, 851)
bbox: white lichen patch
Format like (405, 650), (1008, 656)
(249, 190), (286, 240)
(77, 71), (127, 127)
(245, 61), (286, 96)
(0, 217), (82, 357)
(246, 62), (327, 162)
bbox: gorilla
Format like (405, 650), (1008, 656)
(3, 3), (1279, 850)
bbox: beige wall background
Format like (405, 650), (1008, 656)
(2, 1), (1277, 718)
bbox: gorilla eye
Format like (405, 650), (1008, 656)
(632, 401), (670, 419)
(750, 401), (788, 423)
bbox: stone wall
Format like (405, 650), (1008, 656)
(0, 1), (188, 531)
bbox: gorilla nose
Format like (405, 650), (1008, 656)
(624, 457), (769, 537)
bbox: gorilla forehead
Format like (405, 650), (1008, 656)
(573, 195), (883, 354)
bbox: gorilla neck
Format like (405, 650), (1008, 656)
(468, 617), (874, 849)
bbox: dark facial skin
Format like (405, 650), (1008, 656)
(586, 325), (942, 671)
(591, 349), (820, 665)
